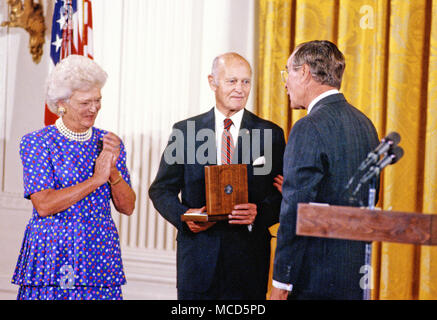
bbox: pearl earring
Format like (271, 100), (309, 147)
(58, 106), (66, 116)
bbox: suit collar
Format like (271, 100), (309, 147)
(240, 109), (256, 129)
(307, 89), (339, 114)
(310, 92), (346, 114)
(199, 107), (215, 131)
(233, 109), (255, 164)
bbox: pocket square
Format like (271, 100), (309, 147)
(253, 156), (266, 166)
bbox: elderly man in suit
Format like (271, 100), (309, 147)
(149, 52), (285, 299)
(271, 40), (379, 300)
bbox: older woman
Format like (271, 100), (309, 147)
(11, 55), (136, 300)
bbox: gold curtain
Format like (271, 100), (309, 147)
(258, 0), (437, 300)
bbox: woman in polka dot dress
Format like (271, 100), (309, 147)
(11, 55), (136, 300)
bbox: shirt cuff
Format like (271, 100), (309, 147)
(272, 280), (293, 291)
(272, 280), (293, 292)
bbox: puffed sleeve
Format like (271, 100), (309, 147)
(20, 133), (55, 199)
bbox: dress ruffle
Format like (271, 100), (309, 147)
(12, 209), (126, 287)
(17, 285), (123, 300)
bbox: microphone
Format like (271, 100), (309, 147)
(358, 132), (401, 171)
(359, 146), (404, 185)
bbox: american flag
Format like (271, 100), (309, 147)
(45, 0), (94, 126)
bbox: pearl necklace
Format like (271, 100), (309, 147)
(55, 117), (93, 142)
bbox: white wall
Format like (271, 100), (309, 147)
(0, 0), (256, 300)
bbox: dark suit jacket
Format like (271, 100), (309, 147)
(273, 93), (379, 300)
(149, 108), (285, 297)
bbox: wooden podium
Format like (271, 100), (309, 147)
(181, 164), (248, 222)
(296, 203), (437, 245)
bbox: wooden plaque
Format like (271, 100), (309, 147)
(181, 164), (248, 222)
(205, 164), (248, 216)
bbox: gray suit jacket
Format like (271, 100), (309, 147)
(273, 93), (379, 300)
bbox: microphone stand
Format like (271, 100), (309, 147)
(346, 143), (403, 300)
(363, 175), (377, 300)
(343, 171), (375, 300)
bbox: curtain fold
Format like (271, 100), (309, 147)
(257, 0), (293, 133)
(419, 0), (437, 300)
(258, 0), (437, 300)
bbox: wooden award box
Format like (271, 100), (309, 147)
(181, 164), (248, 222)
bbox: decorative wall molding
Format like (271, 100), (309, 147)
(0, 274), (17, 300)
(122, 247), (176, 284)
(1, 0), (46, 64)
(0, 192), (31, 211)
(121, 246), (177, 300)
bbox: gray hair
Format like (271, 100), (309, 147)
(46, 55), (108, 114)
(292, 40), (345, 89)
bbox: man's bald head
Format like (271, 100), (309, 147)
(211, 52), (252, 83)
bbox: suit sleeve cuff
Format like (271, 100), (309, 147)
(272, 280), (293, 292)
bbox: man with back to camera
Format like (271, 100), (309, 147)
(270, 40), (380, 300)
(149, 52), (286, 299)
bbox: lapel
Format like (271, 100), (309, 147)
(198, 107), (215, 131)
(233, 109), (253, 165)
(233, 110), (254, 188)
(195, 108), (216, 165)
(310, 93), (346, 114)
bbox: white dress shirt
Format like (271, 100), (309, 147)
(214, 107), (245, 165)
(307, 89), (339, 114)
(214, 107), (253, 232)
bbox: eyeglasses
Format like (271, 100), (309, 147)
(68, 98), (102, 111)
(280, 66), (302, 83)
(280, 70), (288, 83)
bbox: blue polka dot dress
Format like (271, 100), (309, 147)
(12, 125), (131, 300)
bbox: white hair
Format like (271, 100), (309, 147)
(46, 55), (108, 114)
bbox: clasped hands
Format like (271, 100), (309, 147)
(185, 203), (257, 234)
(93, 132), (122, 185)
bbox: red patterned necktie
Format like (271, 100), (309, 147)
(221, 118), (234, 165)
